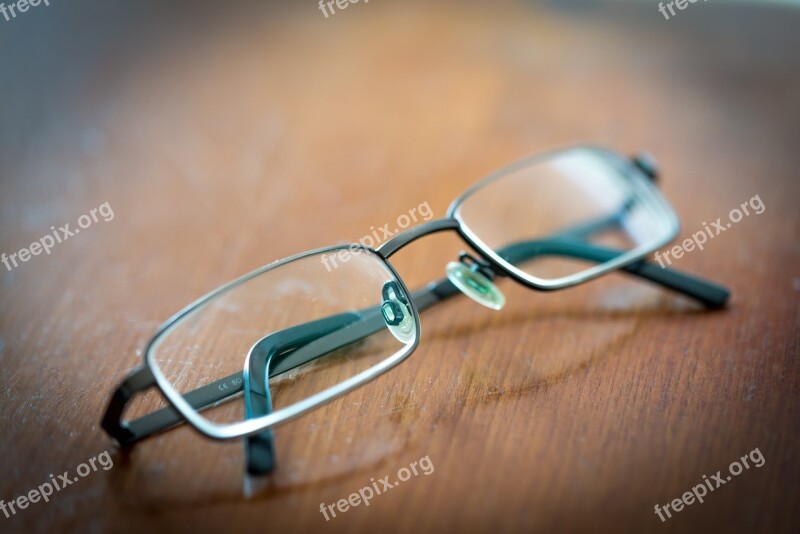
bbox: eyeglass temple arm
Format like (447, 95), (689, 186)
(243, 304), (409, 474)
(242, 312), (363, 475)
(499, 239), (730, 308)
(99, 314), (362, 448)
(100, 366), (246, 446)
(497, 193), (729, 307)
(101, 237), (728, 451)
(100, 312), (375, 475)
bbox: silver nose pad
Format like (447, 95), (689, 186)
(381, 281), (416, 344)
(446, 254), (505, 310)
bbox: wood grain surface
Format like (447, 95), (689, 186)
(0, 1), (798, 532)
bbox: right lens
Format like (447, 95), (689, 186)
(452, 147), (677, 285)
(145, 246), (418, 432)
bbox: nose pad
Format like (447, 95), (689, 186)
(381, 281), (416, 344)
(446, 258), (505, 310)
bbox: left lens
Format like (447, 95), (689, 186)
(146, 246), (419, 433)
(451, 147), (678, 286)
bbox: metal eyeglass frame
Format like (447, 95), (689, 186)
(102, 146), (730, 475)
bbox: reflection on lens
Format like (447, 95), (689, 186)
(453, 147), (675, 282)
(147, 247), (418, 428)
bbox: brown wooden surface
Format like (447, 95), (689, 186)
(1, 1), (798, 532)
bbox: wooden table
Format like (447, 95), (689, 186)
(1, 1), (797, 532)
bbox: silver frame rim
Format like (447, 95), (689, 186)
(447, 145), (680, 290)
(144, 244), (421, 440)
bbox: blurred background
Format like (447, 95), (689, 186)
(0, 0), (798, 532)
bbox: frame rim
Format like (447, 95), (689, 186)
(446, 145), (681, 290)
(143, 244), (422, 440)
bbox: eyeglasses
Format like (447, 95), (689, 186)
(102, 146), (730, 475)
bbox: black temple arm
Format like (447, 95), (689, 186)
(243, 312), (361, 475)
(500, 239), (730, 308)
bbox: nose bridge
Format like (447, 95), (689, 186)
(376, 218), (460, 258)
